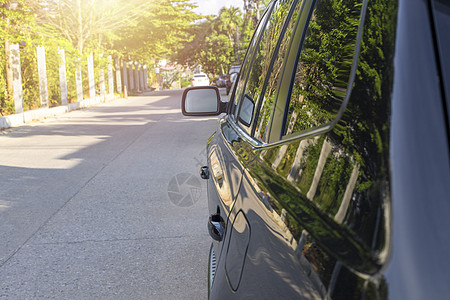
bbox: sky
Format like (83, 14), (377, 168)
(191, 0), (245, 16)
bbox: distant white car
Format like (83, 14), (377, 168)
(191, 73), (210, 87)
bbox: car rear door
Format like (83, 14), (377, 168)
(211, 0), (395, 298)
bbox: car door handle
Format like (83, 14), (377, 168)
(208, 213), (226, 241)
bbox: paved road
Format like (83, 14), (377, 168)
(0, 88), (224, 299)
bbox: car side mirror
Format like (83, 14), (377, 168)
(181, 86), (227, 116)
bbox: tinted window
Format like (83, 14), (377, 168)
(252, 0), (306, 141)
(235, 0), (298, 132)
(232, 4), (274, 119)
(283, 0), (363, 137)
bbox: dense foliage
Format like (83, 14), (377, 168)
(1, 0), (266, 115)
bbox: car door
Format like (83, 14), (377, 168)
(206, 4), (277, 297)
(209, 0), (319, 298)
(211, 0), (395, 299)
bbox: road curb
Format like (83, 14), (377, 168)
(0, 94), (123, 130)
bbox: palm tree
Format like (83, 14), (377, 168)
(217, 7), (242, 62)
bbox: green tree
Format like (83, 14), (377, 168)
(217, 6), (242, 63)
(30, 0), (155, 55)
(177, 7), (245, 76)
(113, 0), (198, 63)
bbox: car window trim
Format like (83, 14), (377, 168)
(232, 3), (275, 119)
(270, 0), (368, 144)
(225, 0), (369, 151)
(249, 0), (302, 138)
(266, 0), (316, 143)
(281, 0), (369, 141)
(234, 2), (276, 122)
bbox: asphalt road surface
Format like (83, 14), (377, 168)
(0, 88), (224, 299)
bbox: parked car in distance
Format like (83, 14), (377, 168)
(213, 75), (226, 88)
(182, 0), (450, 299)
(191, 73), (210, 87)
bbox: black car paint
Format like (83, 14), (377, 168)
(184, 0), (450, 298)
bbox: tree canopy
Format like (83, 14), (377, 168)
(24, 0), (265, 67)
(1, 0), (267, 95)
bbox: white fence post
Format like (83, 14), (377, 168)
(75, 61), (83, 102)
(99, 69), (106, 101)
(122, 60), (128, 93)
(129, 62), (135, 92)
(115, 58), (122, 94)
(144, 65), (148, 90)
(135, 64), (140, 92)
(139, 66), (144, 91)
(136, 65), (140, 91)
(9, 43), (23, 114)
(87, 53), (95, 100)
(36, 46), (49, 108)
(108, 56), (114, 96)
(58, 48), (68, 105)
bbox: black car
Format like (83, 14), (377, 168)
(182, 0), (450, 299)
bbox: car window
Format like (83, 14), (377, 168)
(232, 2), (274, 119)
(282, 0), (364, 138)
(235, 0), (299, 134)
(253, 0), (307, 142)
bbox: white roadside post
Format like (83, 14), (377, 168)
(36, 46), (48, 108)
(144, 65), (148, 90)
(58, 48), (68, 105)
(122, 60), (128, 95)
(9, 43), (23, 114)
(115, 58), (122, 94)
(99, 69), (106, 101)
(87, 53), (95, 100)
(129, 62), (135, 92)
(75, 58), (83, 102)
(108, 56), (114, 96)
